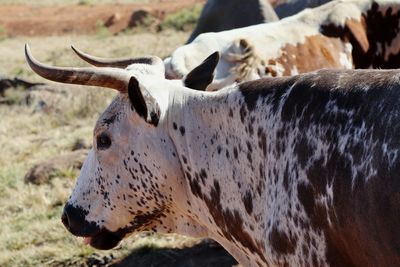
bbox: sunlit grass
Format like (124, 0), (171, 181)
(0, 30), (188, 82)
(160, 3), (203, 31)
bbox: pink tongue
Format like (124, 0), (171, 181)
(83, 237), (92, 245)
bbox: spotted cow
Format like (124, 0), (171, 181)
(26, 44), (400, 267)
(165, 0), (400, 91)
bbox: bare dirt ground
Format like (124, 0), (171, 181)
(0, 0), (204, 36)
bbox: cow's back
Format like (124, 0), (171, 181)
(238, 69), (400, 266)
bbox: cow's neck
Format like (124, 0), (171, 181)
(167, 86), (279, 266)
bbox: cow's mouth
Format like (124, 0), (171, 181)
(81, 215), (161, 249)
(82, 228), (124, 250)
(61, 203), (165, 250)
(61, 204), (125, 250)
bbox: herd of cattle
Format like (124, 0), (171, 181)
(24, 0), (400, 266)
(166, 0), (400, 91)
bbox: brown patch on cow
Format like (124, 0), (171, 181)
(242, 190), (253, 214)
(265, 59), (279, 77)
(321, 3), (400, 69)
(270, 35), (352, 76)
(269, 225), (297, 255)
(203, 180), (268, 264)
(344, 17), (369, 54)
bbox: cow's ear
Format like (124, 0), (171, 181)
(128, 77), (160, 126)
(183, 51), (220, 91)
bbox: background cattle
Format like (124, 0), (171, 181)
(273, 0), (332, 18)
(187, 0), (279, 43)
(166, 0), (400, 91)
(188, 0), (335, 44)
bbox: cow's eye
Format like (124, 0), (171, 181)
(97, 133), (112, 150)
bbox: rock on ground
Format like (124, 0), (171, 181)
(24, 149), (88, 185)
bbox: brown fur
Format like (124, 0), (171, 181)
(321, 2), (400, 69)
(267, 35), (352, 76)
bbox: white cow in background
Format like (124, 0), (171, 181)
(165, 0), (400, 91)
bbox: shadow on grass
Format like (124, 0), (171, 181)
(111, 240), (238, 267)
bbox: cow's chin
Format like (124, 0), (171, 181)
(85, 228), (123, 250)
(80, 212), (161, 250)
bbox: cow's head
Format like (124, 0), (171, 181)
(25, 45), (219, 249)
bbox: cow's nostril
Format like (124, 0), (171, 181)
(61, 203), (100, 237)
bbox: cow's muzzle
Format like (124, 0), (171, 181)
(61, 203), (123, 250)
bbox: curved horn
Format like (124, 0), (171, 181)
(71, 45), (163, 68)
(25, 44), (131, 92)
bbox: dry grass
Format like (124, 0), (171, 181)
(0, 30), (188, 81)
(0, 29), (193, 266)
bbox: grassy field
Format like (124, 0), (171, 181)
(0, 31), (188, 81)
(0, 25), (202, 266)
